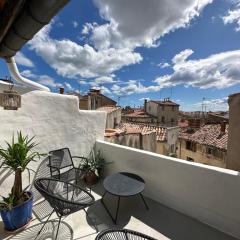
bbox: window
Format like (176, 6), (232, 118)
(186, 141), (191, 150)
(161, 116), (165, 123)
(207, 147), (215, 155)
(148, 106), (151, 111)
(114, 117), (117, 128)
(171, 118), (174, 124)
(186, 141), (197, 152)
(187, 157), (194, 162)
(162, 106), (165, 111)
(172, 106), (175, 111)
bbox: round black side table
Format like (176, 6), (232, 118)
(101, 172), (149, 224)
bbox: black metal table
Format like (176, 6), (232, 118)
(101, 172), (149, 224)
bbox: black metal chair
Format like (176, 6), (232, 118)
(34, 178), (96, 240)
(48, 148), (87, 184)
(30, 158), (54, 222)
(95, 229), (157, 240)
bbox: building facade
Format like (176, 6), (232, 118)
(145, 98), (179, 126)
(177, 123), (228, 168)
(97, 106), (122, 129)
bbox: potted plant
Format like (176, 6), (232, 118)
(0, 132), (43, 231)
(83, 149), (106, 185)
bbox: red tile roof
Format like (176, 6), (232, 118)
(150, 100), (179, 106)
(119, 123), (167, 141)
(123, 109), (154, 118)
(96, 106), (121, 113)
(179, 124), (228, 150)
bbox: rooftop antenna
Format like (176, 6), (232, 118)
(202, 97), (205, 116)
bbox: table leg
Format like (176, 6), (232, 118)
(115, 196), (120, 223)
(101, 191), (121, 224)
(140, 193), (149, 210)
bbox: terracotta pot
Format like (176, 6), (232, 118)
(84, 171), (98, 185)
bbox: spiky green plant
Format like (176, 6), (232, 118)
(0, 132), (43, 210)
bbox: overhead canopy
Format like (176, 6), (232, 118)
(0, 0), (70, 58)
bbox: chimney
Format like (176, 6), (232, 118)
(220, 121), (227, 133)
(59, 87), (64, 94)
(144, 99), (147, 112)
(227, 93), (240, 171)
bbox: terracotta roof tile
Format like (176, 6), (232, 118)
(119, 123), (167, 141)
(150, 100), (179, 106)
(179, 124), (228, 150)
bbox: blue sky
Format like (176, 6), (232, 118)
(1, 0), (240, 111)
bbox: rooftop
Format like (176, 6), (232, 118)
(179, 124), (228, 150)
(123, 109), (155, 118)
(97, 106), (121, 113)
(119, 123), (168, 141)
(150, 99), (179, 107)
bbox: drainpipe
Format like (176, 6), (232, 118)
(6, 57), (50, 91)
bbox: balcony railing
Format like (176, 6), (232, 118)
(96, 140), (240, 239)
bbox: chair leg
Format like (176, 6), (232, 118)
(34, 209), (55, 240)
(84, 208), (98, 233)
(54, 216), (62, 240)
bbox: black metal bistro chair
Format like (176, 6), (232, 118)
(48, 148), (87, 184)
(95, 229), (157, 240)
(34, 178), (96, 240)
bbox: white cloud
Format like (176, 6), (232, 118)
(64, 82), (75, 91)
(91, 0), (213, 50)
(223, 6), (240, 31)
(157, 62), (170, 68)
(38, 75), (63, 88)
(81, 22), (97, 34)
(172, 49), (194, 64)
(93, 76), (115, 85)
(15, 52), (34, 67)
(28, 23), (142, 79)
(72, 21), (78, 28)
(100, 86), (111, 94)
(111, 81), (161, 96)
(21, 70), (37, 78)
(193, 97), (228, 111)
(78, 80), (88, 85)
(139, 97), (150, 101)
(154, 49), (240, 89)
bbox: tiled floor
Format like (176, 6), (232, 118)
(0, 182), (238, 240)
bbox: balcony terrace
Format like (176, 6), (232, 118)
(0, 140), (239, 240)
(0, 92), (239, 240)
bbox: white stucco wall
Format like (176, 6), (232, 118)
(0, 91), (106, 197)
(96, 140), (240, 239)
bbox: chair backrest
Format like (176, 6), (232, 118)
(48, 148), (74, 173)
(30, 157), (51, 202)
(95, 229), (157, 240)
(30, 158), (53, 221)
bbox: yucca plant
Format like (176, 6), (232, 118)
(0, 132), (43, 210)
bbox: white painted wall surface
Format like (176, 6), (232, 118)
(96, 140), (240, 239)
(0, 91), (106, 197)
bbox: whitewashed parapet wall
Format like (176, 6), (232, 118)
(0, 91), (106, 195)
(96, 140), (240, 239)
